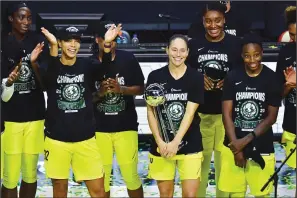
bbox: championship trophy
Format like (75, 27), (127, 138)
(204, 61), (226, 90)
(144, 83), (187, 152)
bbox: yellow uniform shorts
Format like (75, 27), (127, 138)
(148, 152), (203, 181)
(95, 131), (141, 191)
(281, 131), (296, 169)
(44, 136), (104, 181)
(218, 146), (275, 196)
(1, 132), (4, 179)
(3, 120), (45, 154)
(199, 113), (225, 152)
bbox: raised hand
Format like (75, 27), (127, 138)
(6, 62), (21, 87)
(104, 24), (122, 43)
(30, 42), (44, 64)
(41, 27), (57, 45)
(284, 66), (296, 87)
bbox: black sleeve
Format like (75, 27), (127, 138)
(40, 55), (59, 90)
(126, 54), (144, 86)
(222, 72), (235, 101)
(275, 47), (287, 84)
(145, 70), (156, 89)
(266, 73), (283, 107)
(188, 71), (204, 104)
(36, 36), (50, 70)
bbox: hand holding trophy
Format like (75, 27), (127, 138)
(145, 83), (187, 154)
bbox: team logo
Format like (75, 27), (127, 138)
(18, 63), (32, 82)
(167, 102), (184, 121)
(105, 92), (120, 105)
(240, 101), (259, 120)
(62, 84), (81, 101)
(66, 26), (79, 33)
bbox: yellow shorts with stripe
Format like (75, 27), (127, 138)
(3, 120), (45, 154)
(218, 146), (275, 196)
(148, 152), (203, 180)
(199, 113), (225, 152)
(95, 131), (141, 191)
(44, 137), (104, 181)
(281, 131), (296, 169)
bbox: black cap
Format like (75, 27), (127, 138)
(57, 26), (82, 41)
(93, 21), (116, 38)
(8, 2), (29, 15)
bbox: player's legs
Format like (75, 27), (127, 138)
(218, 146), (247, 195)
(177, 152), (203, 197)
(114, 131), (143, 198)
(197, 113), (215, 197)
(72, 137), (105, 197)
(246, 154), (275, 197)
(96, 132), (114, 197)
(213, 115), (229, 197)
(1, 122), (25, 198)
(44, 137), (72, 197)
(281, 131), (296, 168)
(148, 154), (176, 197)
(20, 120), (44, 198)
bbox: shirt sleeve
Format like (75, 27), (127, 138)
(188, 71), (204, 104)
(1, 78), (14, 102)
(222, 72), (235, 101)
(126, 54), (144, 86)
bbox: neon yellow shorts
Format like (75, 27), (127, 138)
(218, 146), (275, 196)
(44, 137), (104, 181)
(281, 131), (296, 169)
(148, 152), (203, 181)
(199, 113), (225, 152)
(1, 132), (4, 179)
(95, 131), (141, 191)
(3, 120), (45, 154)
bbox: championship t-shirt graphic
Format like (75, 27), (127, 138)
(95, 74), (125, 115)
(197, 51), (229, 89)
(56, 73), (86, 113)
(234, 88), (266, 131)
(14, 53), (36, 94)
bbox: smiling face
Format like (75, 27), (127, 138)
(203, 10), (225, 40)
(9, 7), (32, 35)
(58, 38), (81, 59)
(166, 37), (189, 68)
(242, 43), (263, 73)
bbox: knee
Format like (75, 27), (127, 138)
(89, 185), (105, 197)
(159, 187), (174, 197)
(52, 179), (68, 195)
(183, 191), (198, 198)
(120, 164), (142, 190)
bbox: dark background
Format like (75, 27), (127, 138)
(1, 1), (296, 42)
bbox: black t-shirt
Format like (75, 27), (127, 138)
(222, 66), (282, 153)
(1, 31), (48, 122)
(275, 42), (296, 134)
(146, 66), (204, 156)
(43, 56), (105, 142)
(90, 50), (145, 132)
(187, 33), (242, 114)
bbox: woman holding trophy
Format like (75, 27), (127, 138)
(145, 34), (204, 197)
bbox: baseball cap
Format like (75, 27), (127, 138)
(57, 26), (82, 41)
(93, 21), (116, 38)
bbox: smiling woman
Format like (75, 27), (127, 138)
(1, 2), (49, 198)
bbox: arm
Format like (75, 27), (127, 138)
(1, 79), (14, 102)
(147, 104), (167, 157)
(222, 100), (237, 142)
